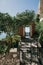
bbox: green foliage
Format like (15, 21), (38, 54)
(38, 21), (43, 44)
(35, 20), (43, 46)
(35, 22), (41, 33)
(40, 21), (43, 32)
(35, 21), (43, 33)
(5, 35), (12, 43)
(3, 34), (21, 48)
(12, 35), (21, 42)
(5, 35), (21, 48)
(0, 13), (13, 33)
(5, 34), (21, 43)
(0, 10), (35, 45)
(0, 44), (8, 54)
(39, 33), (43, 42)
(36, 14), (40, 23)
(0, 10), (35, 35)
(16, 10), (35, 26)
(38, 33), (43, 47)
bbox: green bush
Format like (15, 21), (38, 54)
(4, 34), (21, 48)
(0, 44), (8, 54)
(38, 33), (43, 47)
(12, 35), (21, 42)
(35, 21), (43, 34)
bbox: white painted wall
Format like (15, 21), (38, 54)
(40, 18), (43, 22)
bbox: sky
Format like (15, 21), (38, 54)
(0, 0), (39, 39)
(0, 32), (6, 40)
(0, 0), (39, 16)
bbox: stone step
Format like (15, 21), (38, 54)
(9, 48), (17, 53)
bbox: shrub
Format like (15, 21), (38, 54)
(38, 33), (43, 47)
(4, 34), (21, 48)
(0, 44), (8, 54)
(12, 35), (21, 48)
(12, 35), (21, 42)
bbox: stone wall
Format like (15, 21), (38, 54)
(0, 48), (20, 65)
(40, 0), (43, 18)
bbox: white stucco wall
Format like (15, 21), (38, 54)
(40, 18), (43, 22)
